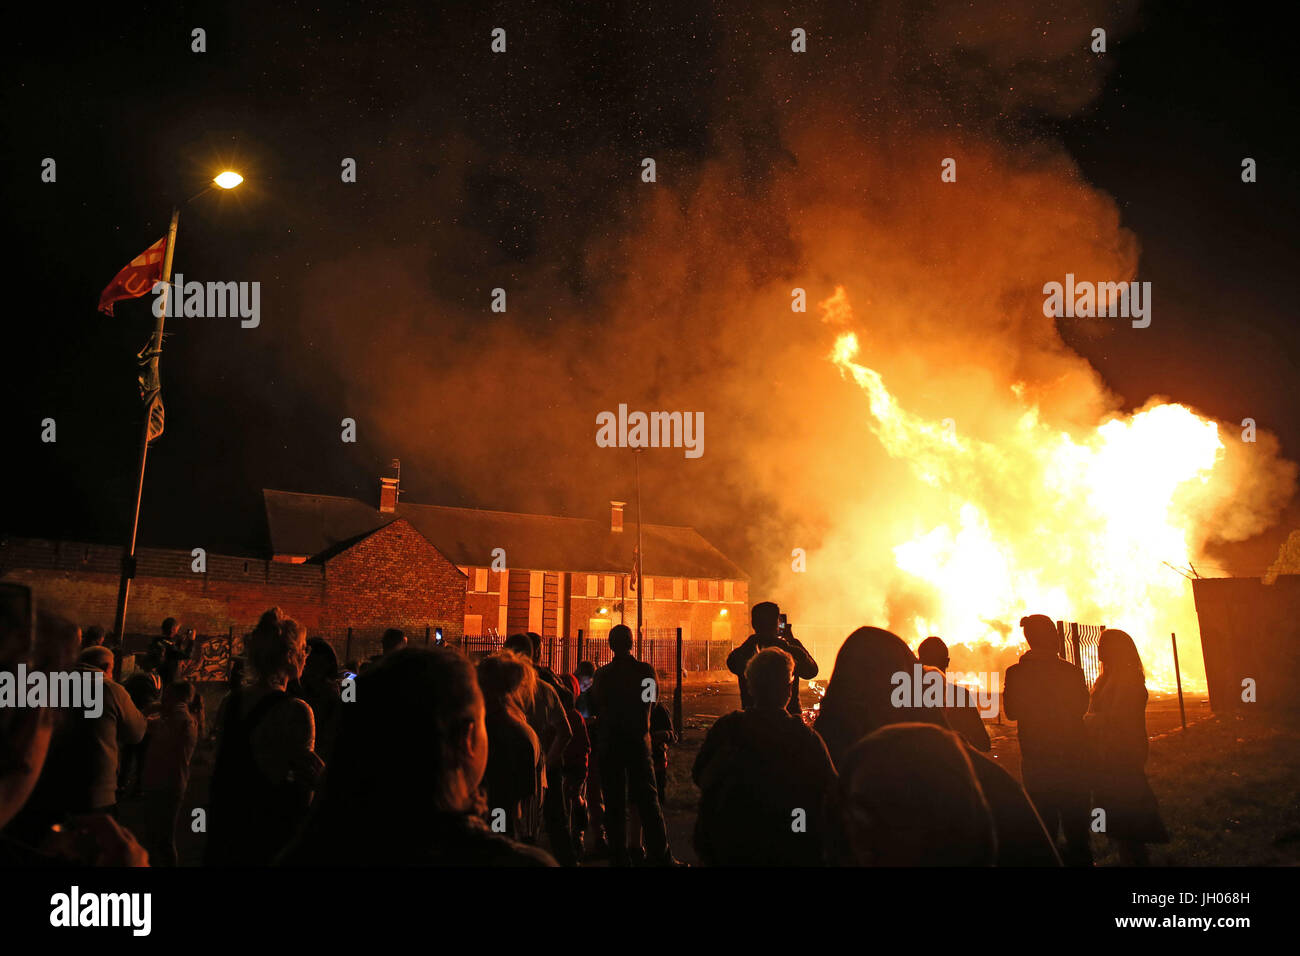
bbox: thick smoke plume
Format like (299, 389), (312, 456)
(296, 1), (1293, 670)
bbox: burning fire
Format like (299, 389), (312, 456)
(821, 287), (1243, 691)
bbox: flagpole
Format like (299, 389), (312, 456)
(112, 207), (180, 652)
(635, 449), (644, 660)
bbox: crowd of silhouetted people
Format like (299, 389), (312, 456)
(1, 597), (1167, 867)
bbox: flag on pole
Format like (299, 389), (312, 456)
(97, 237), (167, 316)
(137, 337), (164, 443)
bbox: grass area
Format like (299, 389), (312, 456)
(1102, 709), (1300, 866)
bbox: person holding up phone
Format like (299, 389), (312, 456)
(726, 601), (818, 716)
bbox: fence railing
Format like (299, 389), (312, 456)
(1057, 620), (1104, 687)
(158, 626), (739, 682)
(451, 628), (732, 677)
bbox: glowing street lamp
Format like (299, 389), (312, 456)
(213, 170), (244, 190)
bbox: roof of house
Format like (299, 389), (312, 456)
(262, 489), (748, 581)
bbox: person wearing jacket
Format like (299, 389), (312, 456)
(726, 601), (817, 716)
(1002, 614), (1093, 866)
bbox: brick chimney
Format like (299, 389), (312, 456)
(610, 500), (625, 533)
(379, 476), (400, 513)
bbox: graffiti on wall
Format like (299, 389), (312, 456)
(179, 634), (245, 682)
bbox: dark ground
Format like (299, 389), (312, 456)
(132, 678), (1288, 867)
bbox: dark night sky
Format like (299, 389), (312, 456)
(2, 0), (1296, 581)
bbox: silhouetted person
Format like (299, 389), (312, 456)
(559, 672), (591, 860)
(141, 680), (198, 866)
(524, 631), (576, 710)
(650, 691), (675, 801)
(573, 661), (605, 851)
(150, 618), (194, 686)
(476, 651), (540, 839)
(286, 648), (555, 866)
(505, 632), (576, 865)
(1087, 629), (1169, 865)
(299, 637), (343, 766)
(574, 660), (595, 719)
(693, 648), (836, 865)
(917, 636), (991, 752)
(381, 627), (407, 655)
(590, 625), (676, 866)
(815, 626), (1060, 866)
(82, 624), (107, 649)
(213, 658), (245, 744)
(727, 601), (817, 715)
(832, 723), (996, 866)
(0, 612), (149, 867)
(7, 644), (146, 844)
(1003, 614), (1093, 867)
(206, 610), (322, 865)
(119, 654), (161, 796)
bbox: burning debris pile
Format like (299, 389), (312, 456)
(814, 286), (1292, 689)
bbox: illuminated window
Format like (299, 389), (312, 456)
(604, 575), (616, 597)
(475, 568), (488, 593)
(708, 580), (719, 602)
(673, 578), (684, 601)
(530, 570), (544, 598)
(688, 579), (699, 601)
(587, 574), (598, 597)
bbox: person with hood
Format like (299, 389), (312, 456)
(814, 626), (1060, 866)
(833, 723), (996, 866)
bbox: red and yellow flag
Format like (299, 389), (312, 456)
(97, 237), (166, 316)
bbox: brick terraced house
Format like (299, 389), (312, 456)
(1, 476), (749, 670)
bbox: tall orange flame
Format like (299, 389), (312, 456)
(824, 288), (1231, 690)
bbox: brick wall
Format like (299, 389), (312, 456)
(1, 525), (466, 653)
(321, 518), (466, 640)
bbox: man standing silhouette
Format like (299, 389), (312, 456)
(917, 636), (991, 752)
(1003, 614), (1093, 866)
(726, 602), (818, 716)
(589, 625), (677, 866)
